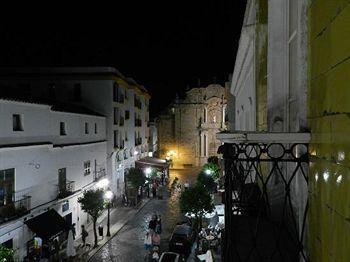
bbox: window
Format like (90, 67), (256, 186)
(13, 114), (23, 131)
(85, 123), (89, 134)
(84, 161), (91, 176)
(94, 123), (98, 134)
(113, 83), (119, 102)
(114, 130), (119, 148)
(114, 108), (119, 125)
(58, 168), (66, 194)
(204, 134), (207, 157)
(125, 131), (128, 141)
(125, 110), (130, 120)
(60, 122), (67, 136)
(203, 108), (207, 123)
(0, 168), (15, 206)
(74, 83), (82, 102)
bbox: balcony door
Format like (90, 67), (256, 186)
(0, 169), (15, 206)
(58, 168), (67, 194)
(0, 168), (15, 206)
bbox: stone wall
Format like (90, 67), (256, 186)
(157, 84), (226, 167)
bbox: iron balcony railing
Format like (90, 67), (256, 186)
(217, 132), (310, 262)
(57, 180), (75, 199)
(0, 193), (31, 224)
(94, 168), (107, 182)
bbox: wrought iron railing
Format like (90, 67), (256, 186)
(218, 133), (309, 262)
(57, 181), (75, 199)
(0, 194), (31, 223)
(94, 168), (107, 182)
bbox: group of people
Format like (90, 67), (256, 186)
(144, 213), (162, 261)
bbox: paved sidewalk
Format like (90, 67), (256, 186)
(73, 198), (151, 261)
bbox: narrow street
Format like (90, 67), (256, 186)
(89, 167), (201, 262)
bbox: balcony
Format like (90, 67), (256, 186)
(118, 94), (125, 104)
(57, 181), (75, 199)
(217, 132), (310, 262)
(94, 168), (107, 182)
(135, 118), (142, 127)
(134, 98), (142, 109)
(120, 116), (125, 127)
(135, 137), (142, 146)
(0, 194), (31, 224)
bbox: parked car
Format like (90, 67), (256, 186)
(169, 224), (194, 257)
(159, 252), (183, 262)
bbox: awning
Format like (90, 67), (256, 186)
(136, 157), (170, 169)
(25, 209), (69, 240)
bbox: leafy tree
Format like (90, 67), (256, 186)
(179, 183), (214, 232)
(125, 167), (146, 188)
(78, 189), (105, 248)
(0, 244), (14, 262)
(207, 156), (219, 165)
(197, 171), (217, 193)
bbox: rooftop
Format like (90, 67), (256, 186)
(0, 96), (105, 117)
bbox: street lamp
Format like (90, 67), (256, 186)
(145, 167), (152, 176)
(105, 190), (113, 237)
(205, 169), (212, 175)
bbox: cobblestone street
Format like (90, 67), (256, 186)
(89, 168), (200, 262)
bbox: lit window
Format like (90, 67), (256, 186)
(13, 114), (23, 131)
(84, 161), (91, 176)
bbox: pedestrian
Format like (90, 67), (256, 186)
(151, 247), (160, 262)
(144, 230), (153, 251)
(81, 225), (88, 247)
(71, 223), (76, 240)
(148, 214), (157, 231)
(152, 182), (157, 198)
(155, 215), (162, 234)
(152, 231), (161, 247)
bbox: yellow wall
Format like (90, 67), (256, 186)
(308, 1), (350, 261)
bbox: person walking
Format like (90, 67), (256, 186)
(148, 214), (157, 231)
(155, 215), (162, 234)
(144, 230), (153, 251)
(81, 225), (88, 247)
(152, 182), (157, 198)
(152, 231), (161, 247)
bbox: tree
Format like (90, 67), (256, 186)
(78, 189), (105, 248)
(179, 183), (214, 232)
(197, 171), (217, 193)
(207, 156), (219, 165)
(125, 167), (146, 188)
(0, 244), (14, 262)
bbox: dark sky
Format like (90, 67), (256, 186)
(0, 2), (246, 117)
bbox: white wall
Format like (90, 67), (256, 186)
(0, 99), (106, 146)
(230, 0), (256, 131)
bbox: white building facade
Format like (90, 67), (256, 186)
(0, 98), (107, 260)
(0, 67), (151, 198)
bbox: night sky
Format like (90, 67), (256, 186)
(0, 2), (246, 117)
